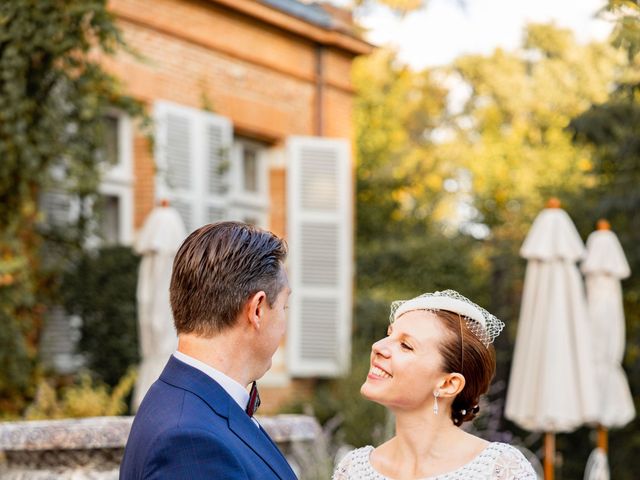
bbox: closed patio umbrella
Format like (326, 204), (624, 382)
(132, 201), (186, 411)
(505, 199), (599, 479)
(581, 220), (634, 480)
(581, 220), (634, 428)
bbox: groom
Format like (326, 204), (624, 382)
(120, 221), (296, 479)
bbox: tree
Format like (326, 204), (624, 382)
(352, 48), (488, 315)
(440, 24), (619, 325)
(565, 3), (640, 477)
(442, 20), (640, 478)
(63, 246), (140, 386)
(350, 23), (622, 476)
(0, 0), (145, 414)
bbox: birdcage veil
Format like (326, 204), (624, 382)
(389, 289), (504, 347)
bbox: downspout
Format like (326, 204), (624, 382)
(315, 44), (324, 137)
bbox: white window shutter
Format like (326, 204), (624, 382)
(155, 102), (196, 232)
(287, 136), (353, 377)
(40, 190), (77, 227)
(155, 101), (232, 231)
(202, 111), (232, 223)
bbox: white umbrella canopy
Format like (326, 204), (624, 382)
(132, 203), (187, 410)
(581, 225), (635, 428)
(584, 448), (609, 480)
(505, 206), (599, 433)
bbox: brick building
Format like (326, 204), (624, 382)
(41, 0), (373, 411)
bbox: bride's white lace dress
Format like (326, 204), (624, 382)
(333, 442), (537, 479)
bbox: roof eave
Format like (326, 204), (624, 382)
(209, 0), (374, 55)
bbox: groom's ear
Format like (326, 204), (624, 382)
(438, 373), (466, 398)
(245, 291), (267, 330)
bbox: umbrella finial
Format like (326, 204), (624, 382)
(160, 198), (170, 208)
(596, 218), (610, 231)
(546, 197), (561, 209)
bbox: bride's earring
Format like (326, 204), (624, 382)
(433, 391), (440, 415)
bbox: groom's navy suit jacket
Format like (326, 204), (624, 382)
(120, 356), (298, 480)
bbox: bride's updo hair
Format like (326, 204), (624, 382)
(435, 310), (496, 426)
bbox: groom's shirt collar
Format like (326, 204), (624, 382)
(173, 351), (249, 411)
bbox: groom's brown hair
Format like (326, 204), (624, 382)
(170, 221), (287, 336)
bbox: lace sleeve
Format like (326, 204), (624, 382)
(332, 449), (356, 480)
(332, 447), (373, 480)
(493, 445), (538, 480)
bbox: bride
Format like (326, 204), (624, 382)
(333, 290), (536, 479)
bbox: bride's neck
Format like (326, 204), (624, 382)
(391, 408), (463, 461)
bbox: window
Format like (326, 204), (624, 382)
(94, 112), (134, 246)
(243, 147), (258, 193)
(40, 113), (133, 245)
(39, 112), (133, 374)
(154, 101), (270, 231)
(102, 115), (120, 167)
(97, 194), (121, 245)
(229, 137), (269, 228)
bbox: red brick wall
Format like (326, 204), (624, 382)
(104, 0), (358, 229)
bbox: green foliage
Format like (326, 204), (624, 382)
(353, 49), (452, 242)
(337, 18), (639, 480)
(0, 239), (38, 414)
(566, 8), (640, 476)
(24, 368), (137, 419)
(439, 32), (620, 427)
(63, 246), (140, 387)
(451, 23), (617, 230)
(607, 0), (640, 62)
(352, 48), (491, 345)
(0, 0), (146, 410)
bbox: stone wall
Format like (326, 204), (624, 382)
(0, 415), (323, 479)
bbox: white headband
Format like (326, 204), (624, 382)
(390, 290), (504, 347)
(394, 296), (487, 330)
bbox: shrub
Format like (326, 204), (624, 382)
(25, 368), (137, 419)
(63, 245), (140, 386)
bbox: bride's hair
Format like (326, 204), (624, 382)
(435, 310), (496, 426)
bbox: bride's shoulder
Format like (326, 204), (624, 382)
(485, 442), (537, 479)
(332, 445), (375, 479)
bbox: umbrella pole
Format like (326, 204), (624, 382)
(597, 425), (608, 453)
(544, 432), (555, 480)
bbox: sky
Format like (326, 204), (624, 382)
(332, 0), (613, 70)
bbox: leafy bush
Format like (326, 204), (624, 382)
(63, 246), (140, 386)
(24, 369), (137, 419)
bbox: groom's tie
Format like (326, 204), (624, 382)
(246, 381), (261, 417)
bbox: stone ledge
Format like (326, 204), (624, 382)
(0, 414), (320, 451)
(0, 417), (132, 451)
(256, 414), (321, 443)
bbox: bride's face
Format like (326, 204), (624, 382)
(361, 310), (448, 410)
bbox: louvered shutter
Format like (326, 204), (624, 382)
(40, 190), (77, 227)
(202, 112), (232, 223)
(155, 101), (232, 231)
(287, 136), (353, 377)
(155, 102), (196, 232)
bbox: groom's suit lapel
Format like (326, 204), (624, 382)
(160, 357), (295, 480)
(227, 405), (296, 480)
